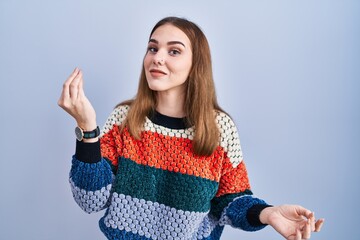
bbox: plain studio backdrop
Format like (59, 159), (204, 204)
(0, 0), (359, 239)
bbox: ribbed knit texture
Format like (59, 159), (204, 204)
(75, 140), (101, 163)
(69, 105), (268, 239)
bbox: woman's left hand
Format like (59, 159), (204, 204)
(259, 205), (324, 240)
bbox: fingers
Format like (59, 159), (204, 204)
(59, 67), (80, 103)
(78, 74), (85, 98)
(290, 219), (312, 240)
(315, 218), (325, 232)
(308, 212), (316, 231)
(302, 219), (311, 239)
(294, 205), (312, 219)
(66, 67), (80, 84)
(62, 67), (80, 99)
(69, 69), (83, 99)
(307, 212), (324, 233)
(299, 217), (324, 240)
(58, 67), (84, 111)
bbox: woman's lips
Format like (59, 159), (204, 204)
(150, 69), (167, 78)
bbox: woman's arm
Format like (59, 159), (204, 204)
(210, 112), (270, 231)
(58, 68), (115, 213)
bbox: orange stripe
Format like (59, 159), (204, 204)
(100, 126), (121, 168)
(215, 161), (251, 197)
(123, 129), (225, 181)
(100, 126), (250, 192)
(101, 126), (225, 181)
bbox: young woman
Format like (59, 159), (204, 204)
(58, 17), (324, 240)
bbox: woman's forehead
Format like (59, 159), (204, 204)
(150, 24), (191, 47)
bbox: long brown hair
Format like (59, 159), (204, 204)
(118, 16), (225, 156)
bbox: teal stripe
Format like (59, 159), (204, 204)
(113, 157), (219, 212)
(210, 190), (253, 219)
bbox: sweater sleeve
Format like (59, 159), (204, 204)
(69, 106), (129, 214)
(69, 151), (113, 214)
(209, 112), (270, 231)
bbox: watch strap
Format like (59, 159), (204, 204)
(83, 126), (100, 139)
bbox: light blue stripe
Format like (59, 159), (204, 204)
(69, 178), (112, 213)
(102, 193), (220, 239)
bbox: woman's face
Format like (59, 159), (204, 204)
(144, 24), (192, 94)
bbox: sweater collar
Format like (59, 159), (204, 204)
(148, 110), (189, 130)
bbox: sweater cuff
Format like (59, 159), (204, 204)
(226, 196), (268, 231)
(247, 204), (272, 227)
(75, 140), (101, 163)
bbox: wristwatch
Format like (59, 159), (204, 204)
(75, 126), (100, 141)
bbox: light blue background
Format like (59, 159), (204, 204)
(1, 0), (359, 239)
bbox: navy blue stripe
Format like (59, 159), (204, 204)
(99, 217), (150, 240)
(203, 225), (224, 240)
(70, 157), (112, 191)
(226, 196), (268, 232)
(210, 190), (253, 219)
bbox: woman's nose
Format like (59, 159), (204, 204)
(153, 51), (166, 65)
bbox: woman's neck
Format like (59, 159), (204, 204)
(156, 91), (186, 118)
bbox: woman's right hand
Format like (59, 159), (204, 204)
(58, 67), (97, 131)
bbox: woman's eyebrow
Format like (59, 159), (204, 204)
(149, 39), (186, 48)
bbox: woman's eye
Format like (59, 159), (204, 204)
(169, 49), (181, 56)
(148, 47), (157, 53)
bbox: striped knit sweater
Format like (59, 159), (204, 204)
(70, 105), (268, 239)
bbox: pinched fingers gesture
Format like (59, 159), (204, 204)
(58, 68), (96, 130)
(263, 205), (324, 240)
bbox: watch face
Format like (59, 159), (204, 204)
(75, 127), (83, 141)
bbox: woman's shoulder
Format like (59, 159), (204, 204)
(214, 109), (241, 145)
(101, 104), (130, 134)
(214, 110), (238, 133)
(110, 104), (131, 122)
(215, 110), (243, 167)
